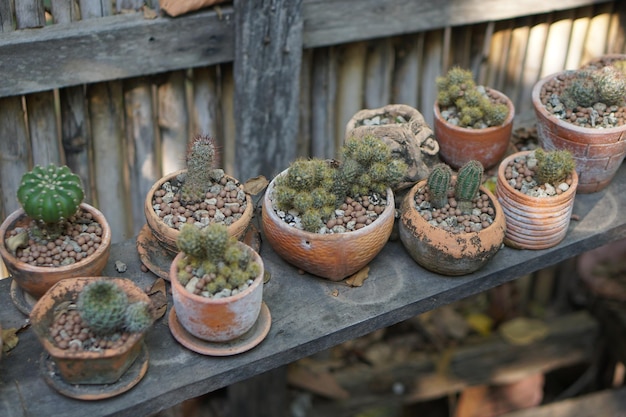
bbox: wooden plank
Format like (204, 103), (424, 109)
(157, 70), (189, 175)
(540, 10), (575, 78)
(334, 42), (366, 148)
(310, 46), (337, 159)
(517, 15), (550, 114)
(221, 63), (236, 176)
(233, 0), (303, 181)
(420, 30), (444, 125)
(566, 6), (594, 68)
(0, 0), (13, 32)
(15, 0), (44, 29)
(581, 2), (614, 63)
(298, 48), (312, 157)
(24, 91), (63, 166)
(364, 37), (394, 109)
(78, 0), (112, 19)
(190, 66), (220, 140)
(391, 33), (422, 108)
(50, 0), (79, 24)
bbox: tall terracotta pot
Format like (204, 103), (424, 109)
(434, 88), (515, 170)
(398, 179), (506, 276)
(496, 151), (578, 250)
(261, 169), (396, 281)
(0, 203), (112, 299)
(532, 71), (626, 194)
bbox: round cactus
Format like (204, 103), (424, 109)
(17, 164), (84, 224)
(124, 301), (154, 334)
(535, 148), (576, 185)
(77, 280), (129, 336)
(176, 223), (206, 259)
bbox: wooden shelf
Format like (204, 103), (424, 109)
(1, 163), (625, 417)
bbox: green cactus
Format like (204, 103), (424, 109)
(77, 280), (129, 336)
(124, 301), (154, 334)
(562, 67), (626, 109)
(426, 163), (452, 209)
(455, 160), (484, 214)
(17, 164), (84, 224)
(180, 135), (220, 204)
(534, 148), (576, 185)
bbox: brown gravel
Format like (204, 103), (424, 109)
(49, 307), (129, 352)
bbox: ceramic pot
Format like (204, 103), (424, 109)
(399, 179), (506, 276)
(170, 242), (264, 342)
(434, 88), (515, 170)
(261, 169), (396, 281)
(532, 70), (626, 193)
(144, 169), (254, 256)
(30, 277), (150, 385)
(496, 151), (578, 250)
(0, 203), (112, 299)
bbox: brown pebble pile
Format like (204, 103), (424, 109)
(504, 156), (573, 194)
(49, 308), (129, 352)
(324, 195), (386, 230)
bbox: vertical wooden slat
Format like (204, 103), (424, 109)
(298, 49), (312, 157)
(566, 6), (594, 68)
(25, 92), (63, 166)
(50, 0), (79, 24)
(335, 42), (366, 148)
(157, 70), (189, 175)
(310, 47), (337, 159)
(420, 30), (444, 126)
(392, 34), (422, 108)
(116, 0), (143, 13)
(504, 16), (531, 111)
(233, 0), (304, 181)
(0, 0), (14, 31)
(517, 15), (550, 113)
(221, 64), (236, 176)
(540, 10), (575, 78)
(476, 22), (495, 86)
(487, 22), (513, 93)
(606, 2), (623, 54)
(364, 38), (394, 109)
(190, 67), (220, 139)
(79, 0), (112, 19)
(15, 0), (44, 29)
(581, 2), (614, 64)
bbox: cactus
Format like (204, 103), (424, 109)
(535, 148), (576, 185)
(455, 160), (484, 213)
(562, 67), (626, 109)
(427, 163), (452, 209)
(77, 280), (129, 336)
(124, 301), (154, 334)
(17, 164), (84, 224)
(180, 135), (221, 204)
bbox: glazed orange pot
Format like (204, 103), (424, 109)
(30, 277), (150, 386)
(532, 71), (626, 194)
(496, 151), (579, 250)
(261, 169), (396, 281)
(399, 179), (506, 276)
(170, 242), (264, 342)
(0, 203), (112, 299)
(144, 170), (253, 256)
(434, 88), (515, 170)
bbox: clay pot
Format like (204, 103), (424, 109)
(434, 88), (515, 170)
(532, 71), (626, 194)
(399, 179), (506, 276)
(0, 203), (112, 299)
(170, 242), (264, 342)
(496, 151), (578, 250)
(144, 169), (254, 256)
(30, 277), (150, 385)
(261, 169), (396, 281)
(344, 104), (440, 191)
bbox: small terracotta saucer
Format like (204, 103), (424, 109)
(40, 343), (149, 400)
(10, 279), (38, 315)
(136, 224), (175, 280)
(169, 303), (271, 356)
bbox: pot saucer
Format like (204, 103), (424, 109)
(136, 224), (174, 280)
(40, 343), (149, 400)
(10, 279), (37, 315)
(169, 303), (271, 356)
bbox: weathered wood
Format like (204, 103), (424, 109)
(297, 49), (312, 157)
(79, 0), (112, 19)
(220, 64), (236, 176)
(228, 367), (288, 417)
(420, 30), (444, 125)
(157, 70), (189, 175)
(391, 34), (422, 108)
(50, 0), (80, 24)
(335, 42), (366, 147)
(25, 91), (63, 166)
(364, 38), (394, 109)
(190, 67), (220, 141)
(233, 0), (303, 180)
(541, 10), (575, 77)
(15, 0), (44, 29)
(0, 0), (13, 32)
(0, 96), (29, 219)
(566, 6), (595, 68)
(310, 46), (337, 159)
(581, 2), (614, 63)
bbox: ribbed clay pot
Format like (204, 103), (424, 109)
(399, 179), (506, 276)
(532, 71), (626, 194)
(170, 242), (264, 342)
(0, 203), (112, 299)
(30, 277), (150, 385)
(496, 151), (578, 250)
(434, 88), (515, 170)
(262, 169), (395, 281)
(144, 169), (253, 256)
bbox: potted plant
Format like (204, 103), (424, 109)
(434, 67), (515, 170)
(496, 148), (578, 250)
(531, 63), (626, 193)
(399, 160), (506, 276)
(30, 277), (154, 397)
(261, 135), (406, 281)
(0, 164), (112, 302)
(139, 135), (253, 279)
(169, 222), (269, 354)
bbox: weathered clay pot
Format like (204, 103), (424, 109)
(532, 70), (626, 193)
(0, 203), (112, 299)
(144, 169), (254, 256)
(170, 242), (264, 342)
(30, 277), (150, 385)
(344, 104), (440, 191)
(496, 151), (578, 250)
(261, 169), (396, 281)
(434, 88), (515, 170)
(399, 179), (506, 276)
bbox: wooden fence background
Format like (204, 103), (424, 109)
(1, 0), (625, 243)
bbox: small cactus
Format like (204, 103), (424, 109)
(124, 301), (154, 334)
(180, 135), (221, 204)
(562, 67), (626, 109)
(427, 163), (452, 209)
(535, 148), (576, 185)
(17, 164), (84, 224)
(455, 160), (484, 214)
(77, 280), (129, 336)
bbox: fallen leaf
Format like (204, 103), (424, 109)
(242, 175), (269, 195)
(466, 312), (494, 337)
(2, 324), (29, 353)
(345, 266), (369, 287)
(147, 278), (168, 320)
(331, 289), (339, 297)
(499, 317), (548, 346)
(287, 362), (350, 400)
(143, 6), (158, 19)
(241, 223), (261, 253)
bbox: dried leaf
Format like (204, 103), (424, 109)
(241, 223), (261, 253)
(288, 363), (350, 400)
(142, 6), (158, 19)
(499, 317), (548, 346)
(242, 175), (269, 195)
(466, 313), (494, 337)
(6, 231), (28, 254)
(345, 266), (370, 287)
(331, 289), (339, 297)
(147, 278), (168, 320)
(2, 328), (20, 353)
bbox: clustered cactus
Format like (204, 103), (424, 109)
(77, 280), (153, 336)
(426, 160), (484, 213)
(534, 148), (576, 185)
(273, 135), (407, 232)
(17, 164), (84, 224)
(180, 135), (223, 204)
(176, 223), (261, 296)
(436, 67), (509, 128)
(561, 66), (626, 109)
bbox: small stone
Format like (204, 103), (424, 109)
(114, 260), (127, 273)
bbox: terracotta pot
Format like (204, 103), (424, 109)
(399, 179), (506, 276)
(144, 169), (254, 256)
(30, 277), (150, 385)
(433, 88), (515, 170)
(496, 151), (578, 250)
(261, 169), (396, 281)
(532, 70), (626, 194)
(170, 242), (264, 342)
(0, 203), (112, 299)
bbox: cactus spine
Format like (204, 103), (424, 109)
(455, 160), (484, 214)
(426, 164), (452, 209)
(534, 148), (576, 185)
(123, 301), (154, 334)
(77, 280), (129, 336)
(180, 135), (222, 204)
